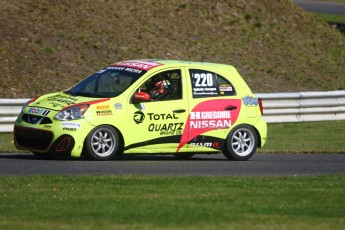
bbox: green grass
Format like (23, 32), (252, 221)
(314, 12), (345, 24)
(0, 175), (344, 229)
(3, 120), (345, 154)
(257, 120), (345, 154)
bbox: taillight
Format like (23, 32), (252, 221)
(258, 98), (264, 115)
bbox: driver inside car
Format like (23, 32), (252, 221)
(147, 74), (172, 101)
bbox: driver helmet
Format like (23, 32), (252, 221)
(149, 78), (171, 99)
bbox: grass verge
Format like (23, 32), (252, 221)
(314, 12), (345, 25)
(2, 120), (345, 154)
(0, 175), (344, 229)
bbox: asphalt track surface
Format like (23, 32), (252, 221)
(293, 0), (345, 15)
(0, 153), (344, 176)
(2, 1), (345, 177)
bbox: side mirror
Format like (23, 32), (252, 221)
(132, 92), (151, 103)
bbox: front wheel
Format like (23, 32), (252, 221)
(84, 125), (121, 161)
(223, 125), (258, 161)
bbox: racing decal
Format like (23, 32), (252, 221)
(133, 111), (183, 136)
(47, 95), (79, 108)
(96, 110), (113, 116)
(114, 60), (163, 71)
(177, 99), (242, 152)
(28, 107), (50, 116)
(114, 103), (122, 110)
(96, 105), (113, 116)
(188, 135), (224, 150)
(191, 72), (219, 97)
(242, 96), (259, 106)
(133, 111), (145, 124)
(219, 84), (233, 95)
(124, 135), (182, 151)
(62, 122), (81, 129)
(97, 105), (110, 110)
(62, 98), (110, 110)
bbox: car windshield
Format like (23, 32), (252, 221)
(65, 66), (146, 98)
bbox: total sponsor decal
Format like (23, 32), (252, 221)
(114, 60), (163, 71)
(133, 111), (183, 136)
(177, 99), (241, 152)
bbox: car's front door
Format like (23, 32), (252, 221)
(125, 68), (189, 152)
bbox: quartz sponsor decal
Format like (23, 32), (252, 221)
(147, 112), (183, 136)
(177, 99), (241, 152)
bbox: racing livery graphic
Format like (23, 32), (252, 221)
(178, 99), (241, 152)
(14, 60), (267, 161)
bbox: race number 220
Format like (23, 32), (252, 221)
(193, 73), (213, 87)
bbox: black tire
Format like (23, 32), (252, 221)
(223, 125), (258, 161)
(173, 152), (195, 159)
(84, 125), (120, 161)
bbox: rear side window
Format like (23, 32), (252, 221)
(189, 69), (236, 98)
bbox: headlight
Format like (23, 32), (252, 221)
(55, 104), (89, 121)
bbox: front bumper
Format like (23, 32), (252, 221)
(14, 126), (76, 155)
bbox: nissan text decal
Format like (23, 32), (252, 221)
(177, 99), (242, 152)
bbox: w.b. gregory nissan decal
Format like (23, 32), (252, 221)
(177, 99), (241, 152)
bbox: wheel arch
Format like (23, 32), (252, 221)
(81, 123), (125, 159)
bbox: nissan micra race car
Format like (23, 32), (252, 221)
(14, 60), (267, 161)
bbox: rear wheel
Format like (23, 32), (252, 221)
(84, 125), (120, 161)
(223, 125), (258, 161)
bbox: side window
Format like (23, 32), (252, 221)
(189, 69), (235, 98)
(137, 69), (182, 101)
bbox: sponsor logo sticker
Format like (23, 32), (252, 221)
(62, 122), (81, 129)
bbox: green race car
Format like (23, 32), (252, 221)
(14, 60), (267, 161)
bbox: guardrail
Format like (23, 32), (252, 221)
(256, 90), (345, 123)
(1, 90), (345, 132)
(0, 99), (29, 132)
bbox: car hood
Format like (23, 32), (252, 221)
(28, 92), (109, 111)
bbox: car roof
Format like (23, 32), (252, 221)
(112, 59), (234, 71)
